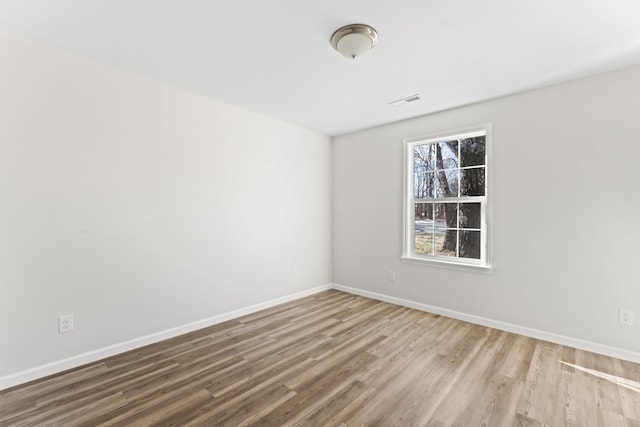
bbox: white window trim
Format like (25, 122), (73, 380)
(402, 123), (493, 271)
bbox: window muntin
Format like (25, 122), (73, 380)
(404, 127), (490, 267)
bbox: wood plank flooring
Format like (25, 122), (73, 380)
(1, 290), (639, 426)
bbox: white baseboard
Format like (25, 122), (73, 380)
(0, 284), (332, 391)
(332, 283), (640, 364)
(4, 282), (638, 391)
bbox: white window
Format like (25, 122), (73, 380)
(403, 125), (491, 268)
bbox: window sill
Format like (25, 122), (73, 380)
(401, 256), (492, 273)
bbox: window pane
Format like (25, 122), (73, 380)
(460, 136), (486, 167)
(435, 228), (457, 257)
(434, 202), (457, 229)
(414, 171), (435, 198)
(459, 203), (481, 229)
(414, 144), (435, 171)
(415, 233), (434, 255)
(415, 203), (434, 227)
(460, 167), (485, 196)
(415, 203), (434, 255)
(434, 169), (459, 198)
(459, 230), (481, 259)
(436, 141), (459, 170)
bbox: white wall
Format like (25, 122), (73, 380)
(2, 28), (639, 386)
(0, 32), (332, 379)
(333, 65), (640, 356)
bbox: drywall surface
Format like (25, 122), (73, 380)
(333, 65), (640, 353)
(0, 32), (332, 377)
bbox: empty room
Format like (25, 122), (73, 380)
(1, 1), (640, 425)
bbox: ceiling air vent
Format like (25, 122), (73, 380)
(388, 94), (421, 106)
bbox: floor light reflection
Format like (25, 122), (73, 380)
(560, 361), (640, 394)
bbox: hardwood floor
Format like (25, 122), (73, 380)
(1, 290), (639, 426)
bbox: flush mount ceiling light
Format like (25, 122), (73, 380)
(330, 24), (378, 59)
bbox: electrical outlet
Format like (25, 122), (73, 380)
(388, 270), (396, 282)
(619, 308), (634, 326)
(58, 314), (74, 333)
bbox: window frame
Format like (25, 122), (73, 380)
(402, 124), (492, 270)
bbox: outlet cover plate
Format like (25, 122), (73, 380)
(619, 308), (634, 326)
(58, 314), (74, 333)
